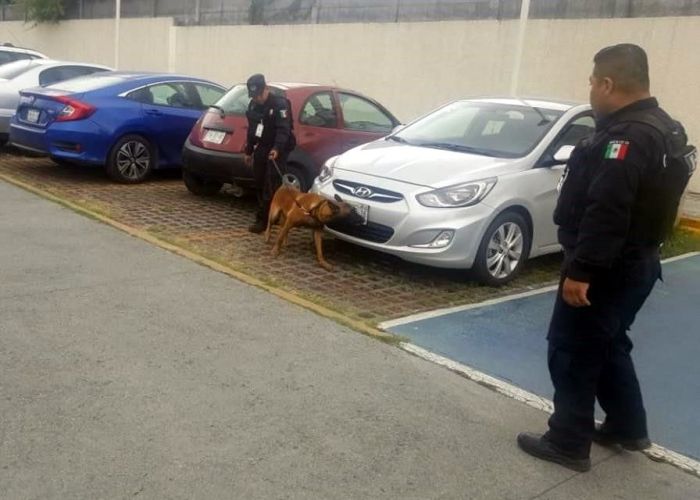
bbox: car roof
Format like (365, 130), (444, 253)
(467, 97), (587, 112)
(12, 58), (112, 69)
(269, 82), (324, 90)
(98, 71), (223, 84)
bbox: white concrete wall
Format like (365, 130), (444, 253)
(1, 16), (699, 190)
(0, 18), (172, 71)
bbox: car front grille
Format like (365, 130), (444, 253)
(328, 220), (394, 244)
(333, 180), (403, 203)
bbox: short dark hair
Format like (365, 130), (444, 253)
(593, 44), (650, 92)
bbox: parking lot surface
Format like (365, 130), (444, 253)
(387, 253), (700, 462)
(0, 154), (565, 325)
(2, 179), (699, 498)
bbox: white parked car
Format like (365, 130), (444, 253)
(312, 98), (595, 285)
(0, 44), (46, 66)
(0, 59), (112, 143)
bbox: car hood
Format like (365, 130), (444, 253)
(333, 140), (525, 189)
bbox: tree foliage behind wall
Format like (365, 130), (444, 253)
(21, 0), (65, 24)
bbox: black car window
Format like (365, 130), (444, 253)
(0, 52), (14, 65)
(338, 92), (393, 133)
(300, 92), (337, 128)
(551, 115), (595, 151)
(38, 67), (67, 86)
(193, 83), (225, 109)
(136, 82), (195, 109)
(0, 51), (34, 65)
(536, 113), (595, 167)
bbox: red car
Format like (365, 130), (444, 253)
(181, 82), (400, 195)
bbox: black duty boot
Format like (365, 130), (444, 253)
(517, 432), (591, 472)
(248, 218), (266, 234)
(592, 423), (651, 451)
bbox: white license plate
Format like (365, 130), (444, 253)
(349, 202), (369, 225)
(26, 109), (40, 123)
(203, 129), (226, 144)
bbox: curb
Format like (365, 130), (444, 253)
(399, 343), (700, 479)
(0, 173), (396, 344)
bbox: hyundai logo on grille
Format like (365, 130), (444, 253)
(333, 180), (404, 203)
(353, 186), (373, 198)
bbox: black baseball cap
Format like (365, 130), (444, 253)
(247, 73), (266, 97)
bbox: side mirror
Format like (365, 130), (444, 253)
(552, 145), (575, 165)
(391, 124), (405, 135)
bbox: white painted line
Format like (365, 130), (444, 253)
(400, 342), (700, 478)
(660, 251), (700, 264)
(381, 251), (700, 331)
(379, 285), (558, 330)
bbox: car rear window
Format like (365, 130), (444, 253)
(48, 73), (124, 92)
(0, 59), (39, 80)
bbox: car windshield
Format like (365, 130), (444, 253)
(0, 59), (39, 80)
(48, 73), (123, 92)
(395, 101), (564, 158)
(214, 84), (286, 115)
(215, 84), (251, 115)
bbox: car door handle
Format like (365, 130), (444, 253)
(145, 109), (162, 116)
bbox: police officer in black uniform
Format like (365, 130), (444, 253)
(518, 44), (695, 472)
(244, 73), (296, 233)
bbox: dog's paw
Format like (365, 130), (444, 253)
(320, 262), (334, 272)
(271, 248), (281, 257)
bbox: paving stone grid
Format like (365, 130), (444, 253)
(0, 153), (599, 325)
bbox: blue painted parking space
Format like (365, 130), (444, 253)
(387, 253), (700, 461)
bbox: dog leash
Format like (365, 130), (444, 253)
(270, 158), (297, 188)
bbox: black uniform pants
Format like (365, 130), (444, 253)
(252, 146), (288, 221)
(545, 252), (661, 457)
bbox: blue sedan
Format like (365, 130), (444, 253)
(9, 72), (226, 183)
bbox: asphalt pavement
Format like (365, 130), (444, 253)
(1, 180), (698, 499)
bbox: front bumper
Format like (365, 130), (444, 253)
(182, 139), (252, 186)
(312, 172), (495, 269)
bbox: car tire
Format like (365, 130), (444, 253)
(472, 210), (531, 286)
(183, 170), (223, 196)
(282, 163), (312, 192)
(106, 134), (155, 184)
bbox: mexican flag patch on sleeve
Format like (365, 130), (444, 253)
(604, 140), (630, 160)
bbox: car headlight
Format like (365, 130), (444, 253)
(318, 156), (338, 183)
(416, 178), (497, 208)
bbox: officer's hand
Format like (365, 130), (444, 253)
(244, 154), (253, 167)
(562, 278), (591, 307)
(268, 149), (279, 161)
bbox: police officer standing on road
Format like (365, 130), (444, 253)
(518, 44), (696, 472)
(244, 73), (296, 233)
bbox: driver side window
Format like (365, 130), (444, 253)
(300, 92), (337, 128)
(551, 115), (595, 152)
(339, 92), (393, 133)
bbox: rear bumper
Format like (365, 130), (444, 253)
(182, 139), (252, 185)
(9, 119), (107, 165)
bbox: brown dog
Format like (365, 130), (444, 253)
(265, 185), (361, 271)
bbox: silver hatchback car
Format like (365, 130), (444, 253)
(311, 98), (595, 285)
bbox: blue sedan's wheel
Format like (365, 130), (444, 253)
(107, 135), (154, 183)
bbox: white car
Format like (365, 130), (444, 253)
(0, 44), (46, 66)
(0, 59), (112, 143)
(312, 98), (595, 285)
